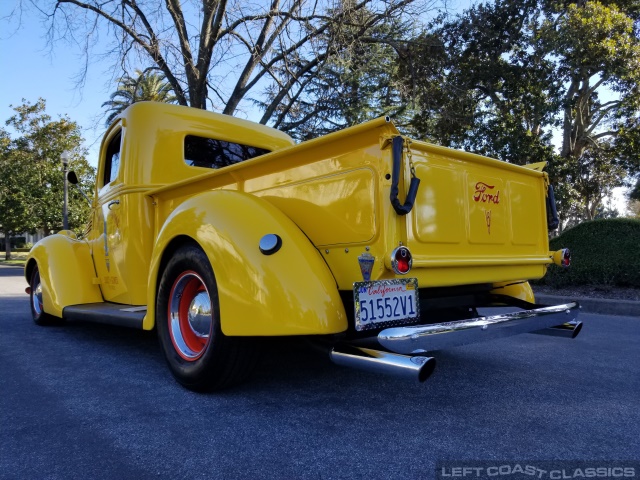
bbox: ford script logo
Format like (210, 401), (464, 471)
(473, 182), (500, 204)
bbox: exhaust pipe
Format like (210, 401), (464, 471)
(531, 319), (583, 339)
(330, 345), (436, 382)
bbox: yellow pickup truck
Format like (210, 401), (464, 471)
(25, 102), (579, 391)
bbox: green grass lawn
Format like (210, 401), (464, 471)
(0, 251), (28, 267)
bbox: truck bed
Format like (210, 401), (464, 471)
(148, 117), (552, 290)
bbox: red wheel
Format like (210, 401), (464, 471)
(156, 243), (259, 391)
(167, 271), (212, 361)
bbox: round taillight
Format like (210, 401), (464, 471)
(391, 246), (412, 275)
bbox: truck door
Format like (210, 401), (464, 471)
(91, 128), (131, 304)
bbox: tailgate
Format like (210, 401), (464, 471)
(402, 139), (551, 286)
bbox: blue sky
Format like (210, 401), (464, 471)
(0, 2), (111, 164)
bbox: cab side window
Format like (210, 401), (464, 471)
(184, 135), (269, 170)
(103, 131), (122, 186)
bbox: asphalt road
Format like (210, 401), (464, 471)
(1, 265), (639, 480)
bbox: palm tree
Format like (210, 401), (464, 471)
(103, 69), (177, 126)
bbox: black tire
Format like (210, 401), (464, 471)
(156, 243), (259, 392)
(29, 266), (58, 326)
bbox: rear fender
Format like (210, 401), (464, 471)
(25, 234), (103, 318)
(146, 190), (348, 335)
(490, 281), (535, 304)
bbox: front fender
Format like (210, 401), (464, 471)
(25, 234), (103, 318)
(146, 190), (348, 335)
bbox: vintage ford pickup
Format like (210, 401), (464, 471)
(25, 102), (580, 391)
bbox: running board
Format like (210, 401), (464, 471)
(63, 303), (146, 329)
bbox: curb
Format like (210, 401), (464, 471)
(536, 293), (640, 318)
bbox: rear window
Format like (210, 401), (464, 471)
(103, 130), (122, 186)
(184, 135), (269, 169)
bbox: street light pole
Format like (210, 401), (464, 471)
(61, 151), (71, 231)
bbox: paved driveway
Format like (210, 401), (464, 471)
(1, 265), (639, 479)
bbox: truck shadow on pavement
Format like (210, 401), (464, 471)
(28, 316), (554, 400)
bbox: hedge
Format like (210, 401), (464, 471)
(537, 218), (640, 288)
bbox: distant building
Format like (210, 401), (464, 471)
(0, 230), (45, 250)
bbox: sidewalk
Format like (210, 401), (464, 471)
(0, 263), (23, 269)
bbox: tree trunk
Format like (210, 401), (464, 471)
(4, 235), (11, 261)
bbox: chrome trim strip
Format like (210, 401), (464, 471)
(378, 302), (580, 354)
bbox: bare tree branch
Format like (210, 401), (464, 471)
(39, 0), (434, 130)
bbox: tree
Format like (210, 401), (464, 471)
(565, 143), (627, 221)
(0, 128), (36, 260)
(402, 1), (560, 164)
(402, 0), (640, 229)
(103, 69), (177, 126)
(4, 99), (95, 241)
(34, 0), (433, 125)
(267, 5), (414, 140)
(628, 198), (640, 216)
(540, 1), (640, 160)
(616, 115), (640, 198)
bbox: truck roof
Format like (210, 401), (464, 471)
(104, 102), (295, 186)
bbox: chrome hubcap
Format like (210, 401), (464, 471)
(32, 273), (43, 316)
(168, 272), (212, 361)
(188, 292), (212, 337)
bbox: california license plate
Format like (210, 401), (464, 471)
(353, 278), (419, 331)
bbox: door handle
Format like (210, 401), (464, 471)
(108, 200), (120, 209)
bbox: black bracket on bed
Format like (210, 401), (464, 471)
(546, 184), (559, 231)
(390, 136), (420, 216)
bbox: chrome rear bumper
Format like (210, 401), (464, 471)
(378, 302), (581, 355)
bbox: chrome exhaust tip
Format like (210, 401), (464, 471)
(531, 319), (583, 339)
(330, 345), (436, 382)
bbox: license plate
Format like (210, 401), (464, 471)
(353, 278), (419, 331)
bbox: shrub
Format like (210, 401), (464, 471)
(11, 237), (26, 248)
(538, 218), (640, 288)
